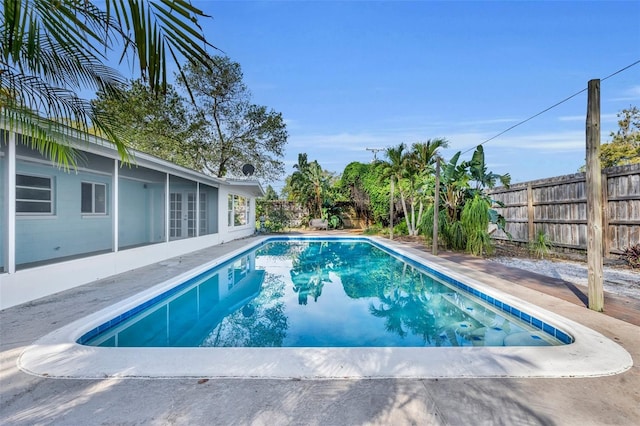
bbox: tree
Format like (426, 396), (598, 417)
(178, 55), (288, 181)
(578, 106), (640, 171)
(263, 185), (279, 201)
(285, 153), (313, 213)
(284, 153), (332, 218)
(92, 79), (201, 169)
(380, 143), (409, 239)
(421, 145), (509, 255)
(1, 0), (213, 167)
(601, 106), (640, 167)
(404, 139), (449, 236)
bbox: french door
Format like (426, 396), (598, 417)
(169, 192), (196, 239)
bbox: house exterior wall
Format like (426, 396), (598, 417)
(217, 185), (258, 243)
(15, 159), (114, 266)
(1, 131), (262, 310)
(118, 178), (165, 248)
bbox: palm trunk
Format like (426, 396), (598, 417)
(415, 200), (425, 236)
(400, 191), (411, 235)
(389, 177), (394, 240)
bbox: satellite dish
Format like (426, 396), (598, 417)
(242, 164), (255, 176)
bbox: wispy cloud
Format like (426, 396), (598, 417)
(558, 113), (618, 122)
(609, 85), (640, 102)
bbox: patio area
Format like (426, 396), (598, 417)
(1, 233), (639, 425)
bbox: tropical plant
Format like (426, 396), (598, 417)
(421, 145), (510, 255)
(1, 0), (213, 167)
(469, 145), (511, 191)
(528, 230), (554, 259)
(461, 194), (494, 256)
(284, 153), (334, 219)
(622, 243), (640, 269)
(402, 139), (449, 236)
(340, 162), (375, 226)
(379, 143), (409, 239)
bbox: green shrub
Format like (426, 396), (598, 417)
(363, 225), (382, 235)
(461, 195), (493, 256)
(529, 230), (553, 259)
(393, 220), (409, 236)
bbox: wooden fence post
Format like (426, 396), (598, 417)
(586, 79), (604, 312)
(602, 170), (610, 258)
(527, 183), (534, 241)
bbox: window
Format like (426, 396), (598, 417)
(16, 174), (53, 214)
(81, 182), (107, 214)
(199, 192), (208, 234)
(227, 194), (249, 227)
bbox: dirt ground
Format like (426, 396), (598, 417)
(390, 235), (640, 301)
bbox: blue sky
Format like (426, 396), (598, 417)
(194, 1), (639, 191)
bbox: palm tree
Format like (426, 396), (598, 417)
(1, 0), (213, 167)
(305, 161), (328, 218)
(406, 138), (449, 236)
(288, 153), (314, 213)
(380, 143), (408, 240)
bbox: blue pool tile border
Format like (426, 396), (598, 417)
(78, 236), (574, 345)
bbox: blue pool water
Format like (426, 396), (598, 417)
(80, 238), (572, 348)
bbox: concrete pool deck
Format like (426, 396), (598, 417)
(2, 233), (639, 424)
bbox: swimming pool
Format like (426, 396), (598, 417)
(79, 239), (569, 348)
(19, 236), (632, 379)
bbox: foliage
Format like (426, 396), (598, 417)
(93, 80), (200, 169)
(461, 195), (494, 256)
(340, 162), (375, 225)
(178, 55), (288, 181)
(528, 230), (554, 259)
(283, 153), (336, 218)
(420, 145), (510, 256)
(469, 145), (511, 190)
(378, 143), (407, 239)
(622, 244), (640, 269)
(256, 201), (290, 233)
(362, 224), (384, 235)
(393, 220), (409, 237)
(401, 139), (449, 236)
(1, 0), (213, 167)
(579, 106), (640, 171)
(263, 185), (279, 201)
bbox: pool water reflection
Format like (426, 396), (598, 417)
(82, 240), (562, 348)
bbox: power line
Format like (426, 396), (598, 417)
(461, 59), (640, 155)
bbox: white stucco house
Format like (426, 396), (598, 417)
(0, 128), (263, 310)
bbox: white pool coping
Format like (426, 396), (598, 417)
(18, 236), (633, 379)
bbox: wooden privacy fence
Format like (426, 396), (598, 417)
(489, 163), (640, 257)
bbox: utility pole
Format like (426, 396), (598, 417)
(366, 148), (384, 162)
(586, 79), (604, 312)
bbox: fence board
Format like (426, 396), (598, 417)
(490, 163), (640, 256)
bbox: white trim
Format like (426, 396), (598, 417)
(196, 183), (200, 237)
(16, 155), (113, 177)
(15, 236), (634, 379)
(80, 181), (107, 215)
(15, 172), (54, 216)
(0, 233), (221, 309)
(113, 159), (119, 253)
(6, 133), (16, 273)
(165, 174), (170, 243)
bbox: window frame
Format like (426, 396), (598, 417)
(227, 193), (250, 228)
(81, 181), (108, 215)
(16, 173), (54, 216)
